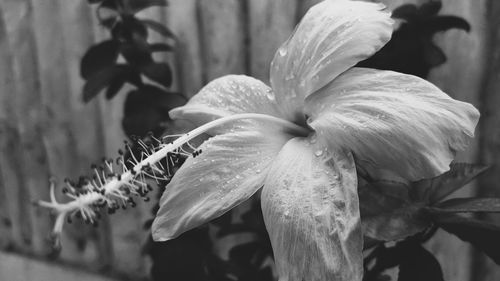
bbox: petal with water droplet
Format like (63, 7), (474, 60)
(270, 0), (393, 119)
(305, 67), (479, 181)
(152, 123), (292, 241)
(169, 75), (284, 127)
(261, 138), (362, 281)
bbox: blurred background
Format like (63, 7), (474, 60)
(0, 0), (499, 280)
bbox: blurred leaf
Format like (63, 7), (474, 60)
(417, 0), (442, 16)
(150, 43), (174, 52)
(426, 16), (470, 33)
(105, 78), (125, 99)
(411, 163), (489, 204)
(398, 244), (444, 281)
(124, 0), (167, 14)
(141, 62), (172, 87)
(80, 40), (119, 79)
(430, 197), (500, 213)
(362, 204), (430, 242)
(359, 1), (470, 78)
(391, 4), (418, 19)
(141, 19), (176, 39)
(120, 41), (153, 66)
(432, 214), (500, 265)
(122, 85), (185, 136)
(359, 176), (430, 241)
(112, 16), (148, 42)
(83, 65), (128, 102)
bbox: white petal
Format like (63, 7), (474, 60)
(152, 123), (292, 241)
(261, 137), (362, 281)
(305, 67), (480, 181)
(170, 75), (285, 126)
(270, 0), (393, 119)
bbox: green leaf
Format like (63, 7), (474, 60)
(430, 197), (500, 213)
(398, 244), (444, 281)
(80, 40), (119, 79)
(141, 19), (176, 39)
(433, 214), (500, 265)
(141, 62), (172, 87)
(411, 163), (489, 204)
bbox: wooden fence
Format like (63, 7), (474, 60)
(0, 0), (499, 280)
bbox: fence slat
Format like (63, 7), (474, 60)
(198, 0), (246, 80)
(57, 0), (116, 270)
(248, 0), (297, 82)
(0, 4), (24, 251)
(475, 0), (500, 280)
(425, 1), (488, 281)
(168, 0), (204, 97)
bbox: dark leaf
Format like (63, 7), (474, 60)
(149, 43), (174, 52)
(417, 1), (442, 16)
(411, 163), (489, 204)
(423, 42), (446, 66)
(120, 42), (153, 66)
(122, 85), (185, 136)
(124, 0), (167, 14)
(141, 19), (176, 39)
(80, 40), (119, 79)
(433, 214), (500, 264)
(83, 65), (127, 102)
(430, 197), (500, 213)
(228, 241), (261, 264)
(111, 16), (148, 42)
(426, 16), (471, 33)
(105, 78), (125, 99)
(392, 4), (418, 19)
(141, 62), (172, 87)
(398, 244), (444, 281)
(362, 204), (430, 242)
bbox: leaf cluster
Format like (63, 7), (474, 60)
(360, 163), (500, 281)
(82, 0), (185, 137)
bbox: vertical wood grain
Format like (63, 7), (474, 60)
(168, 0), (204, 98)
(474, 0), (500, 280)
(57, 0), (115, 270)
(198, 0), (247, 80)
(2, 0), (49, 255)
(425, 1), (488, 281)
(248, 0), (297, 82)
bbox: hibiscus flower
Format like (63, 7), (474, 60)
(151, 0), (479, 280)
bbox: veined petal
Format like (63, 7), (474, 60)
(261, 138), (362, 281)
(305, 67), (480, 181)
(152, 123), (292, 241)
(169, 75), (284, 126)
(270, 0), (393, 119)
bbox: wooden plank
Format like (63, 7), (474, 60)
(89, 3), (151, 278)
(474, 0), (500, 280)
(168, 0), (204, 97)
(198, 0), (246, 80)
(248, 0), (297, 82)
(57, 0), (114, 270)
(0, 3), (24, 251)
(425, 1), (488, 281)
(1, 0), (49, 254)
(0, 252), (119, 281)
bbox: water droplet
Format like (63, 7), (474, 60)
(285, 73), (295, 81)
(278, 47), (288, 57)
(256, 169), (261, 174)
(315, 150), (324, 157)
(309, 135), (317, 144)
(265, 89), (275, 101)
